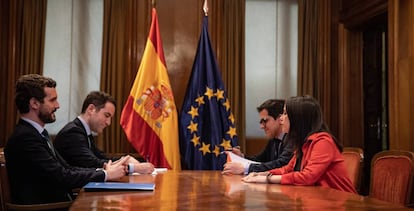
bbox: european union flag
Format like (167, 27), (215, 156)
(179, 16), (238, 170)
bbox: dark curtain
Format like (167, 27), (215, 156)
(298, 0), (337, 132)
(0, 0), (47, 147)
(99, 0), (150, 153)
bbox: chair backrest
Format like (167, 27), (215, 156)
(0, 150), (72, 210)
(370, 150), (414, 206)
(0, 149), (9, 211)
(342, 147), (364, 192)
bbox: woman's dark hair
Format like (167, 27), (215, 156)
(284, 95), (342, 152)
(15, 74), (57, 114)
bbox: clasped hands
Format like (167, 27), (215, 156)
(104, 155), (155, 180)
(103, 156), (130, 180)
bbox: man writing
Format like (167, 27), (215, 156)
(54, 91), (154, 174)
(222, 99), (293, 175)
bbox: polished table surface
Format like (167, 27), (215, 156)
(70, 170), (412, 210)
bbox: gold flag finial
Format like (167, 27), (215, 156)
(203, 0), (208, 16)
(152, 0), (156, 8)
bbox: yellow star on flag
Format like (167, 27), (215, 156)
(213, 145), (221, 156)
(223, 99), (230, 111)
(195, 95), (205, 106)
(205, 87), (215, 100)
(187, 121), (198, 133)
(187, 106), (199, 119)
(228, 113), (235, 124)
(226, 126), (237, 139)
(190, 134), (200, 147)
(199, 142), (211, 155)
(220, 139), (232, 150)
(215, 89), (224, 100)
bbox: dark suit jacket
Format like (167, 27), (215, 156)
(4, 119), (105, 204)
(246, 134), (294, 173)
(54, 118), (113, 168)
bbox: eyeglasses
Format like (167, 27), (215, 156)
(260, 117), (271, 125)
(259, 115), (281, 125)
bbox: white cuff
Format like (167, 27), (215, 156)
(128, 163), (134, 174)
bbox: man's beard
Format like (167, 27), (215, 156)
(39, 109), (56, 123)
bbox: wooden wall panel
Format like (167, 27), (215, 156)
(337, 24), (364, 148)
(245, 137), (268, 157)
(156, 0), (203, 110)
(340, 0), (388, 28)
(388, 0), (414, 151)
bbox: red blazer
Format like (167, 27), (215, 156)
(269, 132), (357, 193)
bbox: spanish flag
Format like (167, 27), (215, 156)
(120, 8), (181, 170)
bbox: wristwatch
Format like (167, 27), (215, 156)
(266, 172), (273, 183)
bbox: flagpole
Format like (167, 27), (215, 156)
(203, 0), (208, 16)
(152, 0), (156, 8)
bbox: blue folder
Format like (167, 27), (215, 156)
(83, 182), (155, 191)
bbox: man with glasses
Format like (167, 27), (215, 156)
(222, 99), (293, 175)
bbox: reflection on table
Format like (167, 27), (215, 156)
(70, 170), (412, 210)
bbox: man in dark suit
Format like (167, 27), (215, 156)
(54, 91), (154, 174)
(222, 99), (293, 175)
(5, 74), (128, 205)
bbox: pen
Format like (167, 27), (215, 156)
(225, 146), (240, 151)
(221, 146), (241, 154)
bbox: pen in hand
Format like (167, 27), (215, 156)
(229, 146), (243, 157)
(221, 146), (241, 154)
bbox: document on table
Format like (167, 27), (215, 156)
(83, 182), (155, 191)
(153, 168), (168, 174)
(131, 168), (168, 176)
(226, 152), (260, 166)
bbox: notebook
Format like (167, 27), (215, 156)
(83, 182), (155, 192)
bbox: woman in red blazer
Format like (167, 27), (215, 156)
(242, 95), (356, 193)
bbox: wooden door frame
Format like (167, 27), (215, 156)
(337, 0), (388, 148)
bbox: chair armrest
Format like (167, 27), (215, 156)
(6, 201), (72, 210)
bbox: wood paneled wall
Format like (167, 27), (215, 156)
(336, 0), (414, 152)
(388, 0), (414, 150)
(336, 1), (389, 148)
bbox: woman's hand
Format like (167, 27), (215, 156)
(241, 172), (267, 183)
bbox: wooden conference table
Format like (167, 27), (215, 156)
(70, 170), (412, 210)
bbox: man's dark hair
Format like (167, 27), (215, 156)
(15, 74), (57, 114)
(81, 91), (116, 113)
(256, 99), (285, 119)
